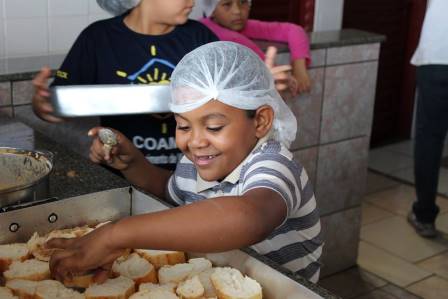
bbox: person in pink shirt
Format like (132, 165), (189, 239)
(199, 0), (311, 94)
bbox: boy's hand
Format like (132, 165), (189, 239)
(88, 127), (139, 170)
(32, 67), (64, 123)
(264, 47), (298, 98)
(48, 223), (125, 284)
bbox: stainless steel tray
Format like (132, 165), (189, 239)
(50, 84), (171, 117)
(0, 187), (327, 299)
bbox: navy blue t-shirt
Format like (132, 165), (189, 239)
(52, 15), (218, 170)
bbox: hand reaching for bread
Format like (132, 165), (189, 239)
(48, 222), (125, 284)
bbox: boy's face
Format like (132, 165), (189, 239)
(174, 100), (259, 182)
(212, 0), (250, 31)
(150, 0), (195, 25)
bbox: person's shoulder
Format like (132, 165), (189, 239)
(81, 15), (120, 35)
(177, 19), (218, 40)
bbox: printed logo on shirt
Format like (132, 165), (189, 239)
(115, 45), (175, 84)
(133, 136), (177, 151)
(56, 70), (69, 79)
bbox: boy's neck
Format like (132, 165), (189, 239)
(124, 5), (176, 35)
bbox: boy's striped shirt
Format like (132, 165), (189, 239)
(167, 138), (323, 282)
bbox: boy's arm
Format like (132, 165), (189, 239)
(49, 188), (287, 280)
(242, 20), (311, 64)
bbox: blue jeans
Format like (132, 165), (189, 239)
(413, 65), (448, 223)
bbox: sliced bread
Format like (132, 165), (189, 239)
(158, 263), (194, 284)
(176, 275), (204, 299)
(85, 276), (135, 299)
(5, 279), (38, 299)
(3, 259), (50, 281)
(0, 243), (31, 272)
(112, 253), (157, 285)
(198, 269), (217, 298)
(34, 280), (84, 299)
(210, 267), (262, 299)
(63, 272), (95, 289)
(139, 282), (177, 293)
(0, 286), (18, 299)
(134, 250), (185, 269)
(129, 289), (179, 299)
(188, 258), (212, 277)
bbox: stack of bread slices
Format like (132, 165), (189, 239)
(0, 225), (262, 299)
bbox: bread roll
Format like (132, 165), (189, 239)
(198, 269), (217, 298)
(3, 259), (50, 281)
(5, 279), (38, 299)
(112, 253), (157, 286)
(176, 275), (204, 299)
(85, 276), (135, 299)
(134, 250), (185, 269)
(35, 280), (84, 299)
(210, 268), (262, 299)
(158, 263), (194, 284)
(188, 258), (212, 277)
(0, 244), (31, 272)
(63, 272), (95, 289)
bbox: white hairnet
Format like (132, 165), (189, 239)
(96, 0), (140, 16)
(169, 41), (297, 147)
(200, 0), (252, 17)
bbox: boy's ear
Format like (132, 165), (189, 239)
(254, 105), (274, 138)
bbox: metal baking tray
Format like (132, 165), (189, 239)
(0, 187), (329, 299)
(50, 84), (171, 117)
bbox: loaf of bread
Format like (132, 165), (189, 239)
(158, 263), (194, 284)
(34, 280), (84, 299)
(134, 250), (186, 270)
(211, 268), (262, 299)
(112, 253), (157, 286)
(84, 276), (135, 299)
(129, 289), (179, 299)
(3, 259), (50, 281)
(176, 275), (204, 299)
(5, 279), (38, 299)
(0, 286), (18, 299)
(0, 243), (30, 272)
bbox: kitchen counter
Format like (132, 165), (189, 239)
(0, 117), (128, 200)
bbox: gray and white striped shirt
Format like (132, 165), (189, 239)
(167, 138), (323, 282)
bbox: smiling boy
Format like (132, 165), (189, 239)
(49, 42), (323, 283)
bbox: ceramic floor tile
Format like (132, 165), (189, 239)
(354, 289), (398, 299)
(417, 251), (448, 280)
(368, 149), (413, 174)
(361, 203), (394, 225)
(436, 213), (448, 235)
(365, 185), (448, 216)
(365, 171), (400, 195)
(380, 284), (423, 299)
(361, 216), (448, 262)
(406, 276), (448, 299)
(389, 167), (414, 185)
(357, 241), (431, 287)
(320, 267), (387, 299)
(380, 140), (414, 157)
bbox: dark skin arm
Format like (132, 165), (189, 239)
(48, 188), (287, 282)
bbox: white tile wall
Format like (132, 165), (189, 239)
(314, 0), (344, 32)
(0, 0), (109, 58)
(48, 0), (88, 16)
(5, 0), (48, 18)
(49, 16), (88, 54)
(5, 18), (48, 57)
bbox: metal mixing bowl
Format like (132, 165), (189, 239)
(0, 147), (53, 207)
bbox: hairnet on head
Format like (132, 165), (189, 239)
(96, 0), (140, 15)
(200, 0), (252, 17)
(170, 41), (297, 147)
